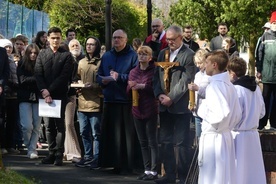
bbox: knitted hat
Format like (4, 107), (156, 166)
(270, 11), (276, 23)
(0, 39), (13, 48)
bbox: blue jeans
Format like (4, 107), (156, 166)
(19, 102), (41, 153)
(78, 111), (101, 160)
(194, 116), (202, 138)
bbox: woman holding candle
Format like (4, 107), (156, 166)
(127, 46), (158, 181)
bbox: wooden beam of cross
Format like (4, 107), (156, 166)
(155, 50), (179, 94)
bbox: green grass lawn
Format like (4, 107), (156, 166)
(0, 169), (39, 184)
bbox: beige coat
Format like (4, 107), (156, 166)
(77, 57), (101, 112)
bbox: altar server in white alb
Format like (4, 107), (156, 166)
(228, 57), (266, 184)
(197, 50), (242, 184)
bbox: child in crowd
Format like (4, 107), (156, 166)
(188, 48), (210, 141)
(228, 57), (266, 184)
(197, 50), (242, 184)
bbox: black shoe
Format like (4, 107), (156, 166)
(176, 180), (185, 184)
(89, 159), (100, 170)
(137, 173), (147, 180)
(143, 174), (158, 181)
(41, 154), (55, 164)
(155, 176), (175, 184)
(75, 158), (93, 168)
(54, 156), (63, 166)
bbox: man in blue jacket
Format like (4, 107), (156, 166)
(0, 47), (10, 154)
(97, 29), (138, 173)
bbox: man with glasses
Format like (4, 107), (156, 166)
(153, 25), (196, 184)
(210, 22), (237, 52)
(97, 29), (138, 174)
(183, 25), (199, 52)
(144, 18), (168, 61)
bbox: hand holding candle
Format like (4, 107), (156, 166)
(188, 82), (196, 110)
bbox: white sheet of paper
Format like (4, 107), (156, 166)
(98, 75), (115, 81)
(38, 99), (61, 118)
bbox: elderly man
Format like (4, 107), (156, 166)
(153, 25), (196, 184)
(97, 29), (138, 173)
(144, 18), (168, 61)
(63, 39), (84, 163)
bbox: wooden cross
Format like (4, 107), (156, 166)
(155, 50), (179, 94)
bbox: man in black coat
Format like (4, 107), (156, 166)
(35, 27), (73, 166)
(0, 47), (10, 153)
(182, 25), (199, 52)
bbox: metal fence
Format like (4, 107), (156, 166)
(0, 0), (49, 42)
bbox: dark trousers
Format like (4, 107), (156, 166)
(259, 83), (276, 129)
(100, 103), (135, 170)
(134, 116), (158, 172)
(5, 98), (19, 149)
(159, 111), (191, 180)
(44, 98), (66, 156)
(0, 94), (4, 148)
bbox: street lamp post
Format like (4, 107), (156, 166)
(105, 0), (112, 51)
(147, 0), (152, 36)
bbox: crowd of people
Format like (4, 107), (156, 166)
(0, 10), (275, 184)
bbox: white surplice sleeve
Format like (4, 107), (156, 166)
(198, 82), (230, 126)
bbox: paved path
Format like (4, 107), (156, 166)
(2, 145), (154, 184)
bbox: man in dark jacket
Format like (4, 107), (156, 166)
(0, 47), (10, 154)
(257, 11), (276, 130)
(182, 25), (199, 52)
(144, 18), (168, 61)
(35, 27), (73, 166)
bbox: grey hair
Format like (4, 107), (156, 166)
(68, 39), (81, 48)
(167, 25), (183, 36)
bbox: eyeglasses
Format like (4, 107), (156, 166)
(112, 36), (124, 40)
(138, 53), (149, 57)
(166, 35), (181, 42)
(86, 43), (96, 46)
(152, 25), (160, 28)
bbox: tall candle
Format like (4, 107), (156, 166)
(189, 87), (195, 110)
(132, 89), (139, 107)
